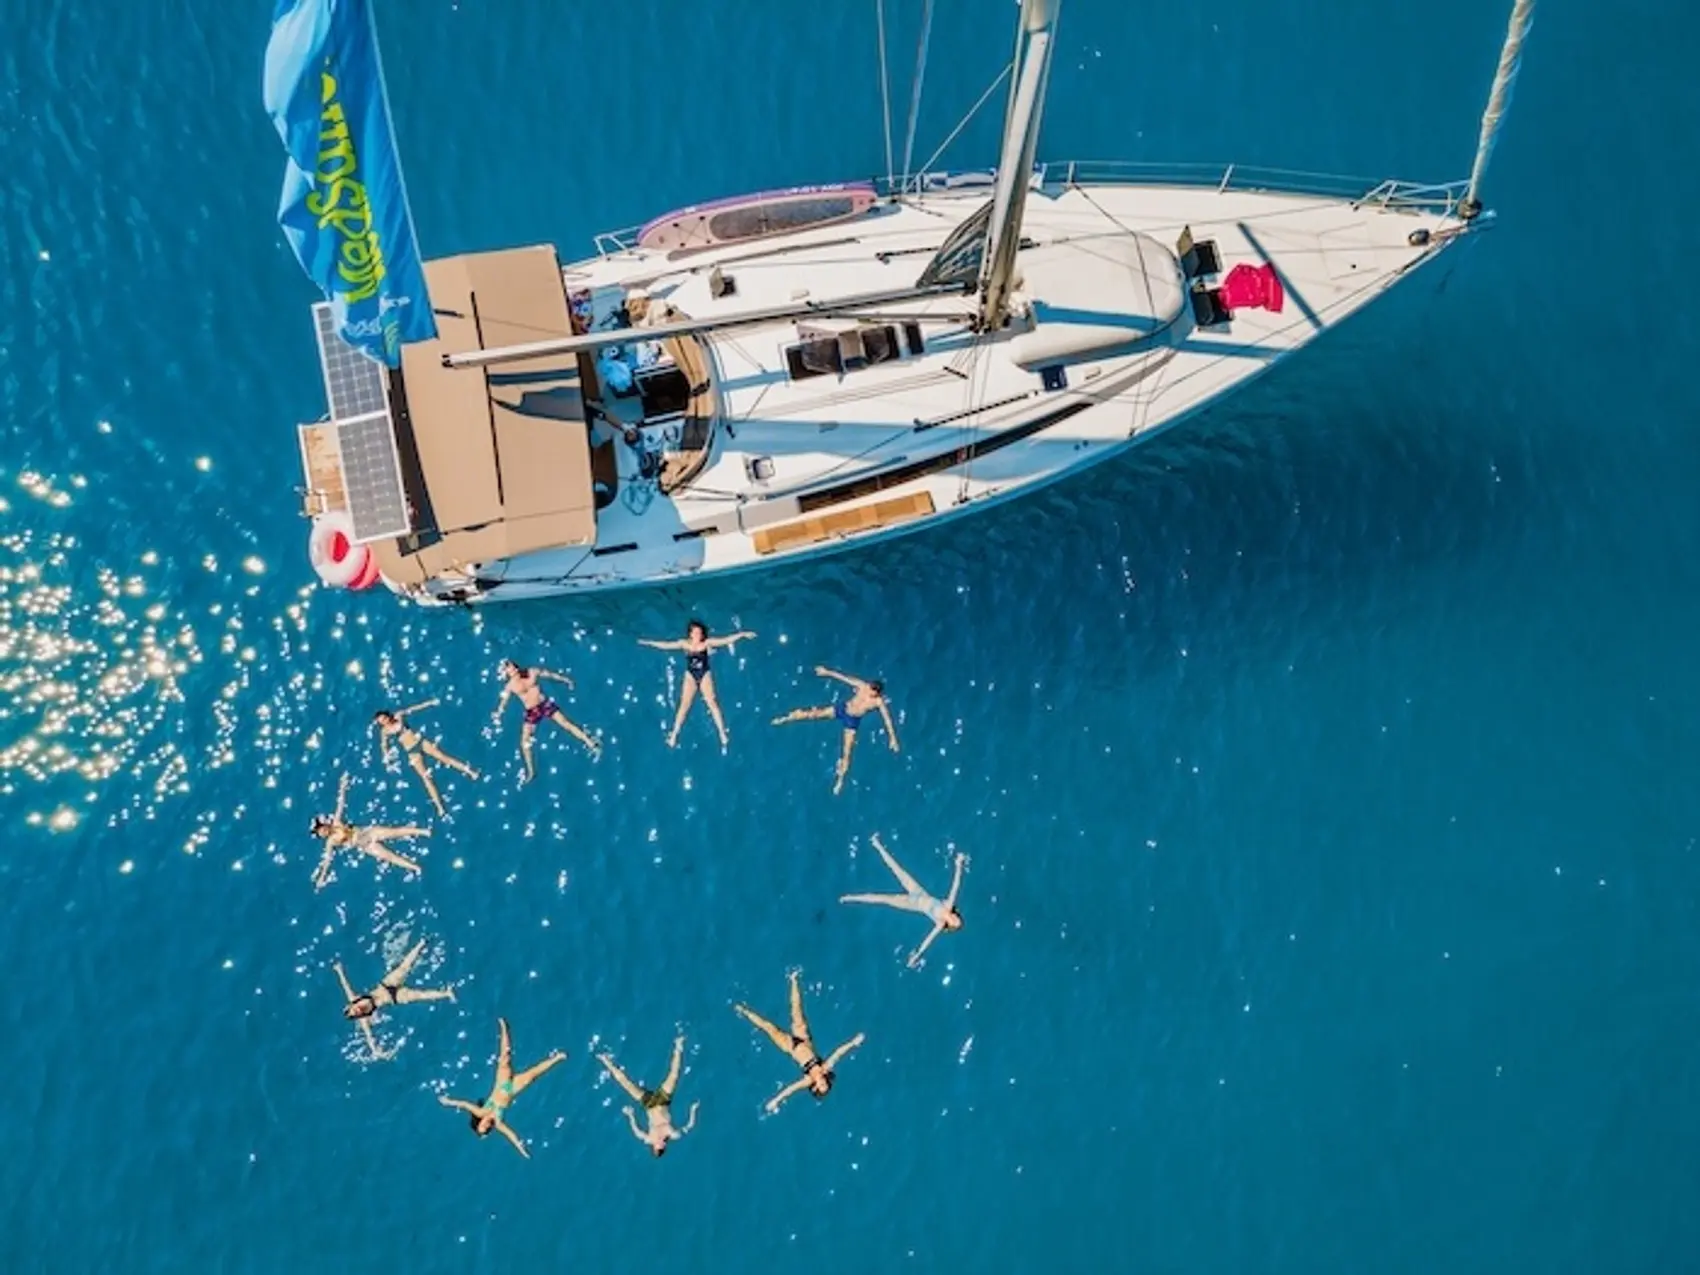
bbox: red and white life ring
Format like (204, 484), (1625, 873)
(308, 511), (378, 589)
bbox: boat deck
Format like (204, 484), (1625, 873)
(440, 179), (1458, 599)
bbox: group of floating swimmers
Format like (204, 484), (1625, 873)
(313, 619), (959, 1158)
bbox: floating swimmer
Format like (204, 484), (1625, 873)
(332, 938), (456, 1059)
(493, 659), (601, 783)
(309, 775), (429, 889)
(771, 665), (899, 794)
(733, 970), (864, 1113)
(597, 1034), (699, 1157)
(638, 620), (756, 748)
(841, 834), (967, 968)
(373, 697), (479, 817)
(437, 1018), (566, 1159)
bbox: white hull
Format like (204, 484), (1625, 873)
(401, 173), (1466, 605)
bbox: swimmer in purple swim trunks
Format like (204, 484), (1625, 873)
(493, 659), (600, 783)
(771, 666), (898, 794)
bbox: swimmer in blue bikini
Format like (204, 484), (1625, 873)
(841, 834), (967, 968)
(638, 620), (756, 748)
(771, 666), (899, 794)
(438, 1018), (566, 1159)
(494, 659), (600, 784)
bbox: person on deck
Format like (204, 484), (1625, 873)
(637, 620), (756, 748)
(841, 834), (967, 968)
(493, 659), (601, 783)
(373, 698), (479, 817)
(733, 970), (865, 1113)
(309, 774), (429, 889)
(332, 938), (456, 1059)
(437, 1018), (567, 1159)
(597, 1034), (700, 1157)
(772, 666), (899, 794)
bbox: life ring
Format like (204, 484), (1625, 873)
(348, 549), (383, 591)
(308, 511), (371, 588)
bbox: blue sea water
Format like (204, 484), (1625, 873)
(4, 0), (1700, 1271)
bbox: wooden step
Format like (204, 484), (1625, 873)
(752, 489), (935, 556)
(297, 423), (348, 517)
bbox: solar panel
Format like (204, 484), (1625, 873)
(336, 412), (411, 542)
(313, 303), (389, 420)
(307, 304), (411, 543)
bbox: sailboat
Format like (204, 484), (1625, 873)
(274, 0), (1535, 606)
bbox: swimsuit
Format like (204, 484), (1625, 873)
(792, 1037), (827, 1078)
(640, 1088), (671, 1111)
(685, 647), (710, 684)
(834, 701), (866, 730)
(523, 698), (560, 727)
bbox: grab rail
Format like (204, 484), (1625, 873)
(591, 160), (1467, 256)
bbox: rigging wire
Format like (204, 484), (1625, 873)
(875, 0), (895, 191)
(897, 0), (936, 195)
(912, 63), (1012, 190)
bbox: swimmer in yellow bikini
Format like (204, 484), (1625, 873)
(437, 1018), (567, 1159)
(373, 698), (478, 817)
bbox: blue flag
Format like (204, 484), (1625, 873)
(263, 0), (435, 367)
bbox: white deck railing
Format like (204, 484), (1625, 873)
(591, 160), (1468, 257)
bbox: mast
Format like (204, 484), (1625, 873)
(1460, 0), (1536, 220)
(978, 0), (1061, 329)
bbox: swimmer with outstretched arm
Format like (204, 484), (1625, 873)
(437, 1018), (567, 1159)
(373, 698), (478, 817)
(332, 938), (456, 1059)
(309, 774), (429, 889)
(841, 834), (967, 967)
(771, 666), (899, 794)
(638, 620), (756, 748)
(733, 970), (865, 1113)
(597, 1034), (699, 1157)
(493, 659), (600, 784)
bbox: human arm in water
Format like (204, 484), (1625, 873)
(878, 699), (900, 753)
(764, 1074), (816, 1114)
(536, 668), (575, 689)
(493, 1118), (531, 1159)
(708, 631), (757, 648)
(674, 1101), (700, 1138)
(906, 854), (968, 967)
(821, 1032), (865, 1073)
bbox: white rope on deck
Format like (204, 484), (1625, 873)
(1463, 0), (1536, 217)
